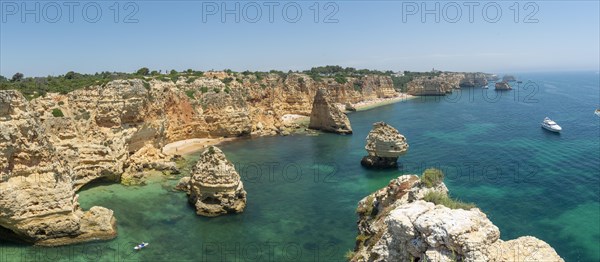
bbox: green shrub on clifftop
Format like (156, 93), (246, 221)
(334, 74), (347, 84)
(51, 108), (64, 117)
(422, 168), (444, 188)
(185, 90), (195, 99)
(423, 191), (476, 210)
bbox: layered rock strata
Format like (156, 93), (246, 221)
(0, 91), (116, 246)
(349, 175), (564, 262)
(407, 74), (463, 96)
(1, 72), (399, 245)
(180, 146), (246, 217)
(360, 122), (408, 168)
(459, 72), (489, 87)
(308, 89), (353, 134)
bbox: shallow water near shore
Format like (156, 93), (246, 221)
(1, 72), (599, 261)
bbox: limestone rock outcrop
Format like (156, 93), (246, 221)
(183, 146), (246, 217)
(459, 72), (489, 87)
(349, 175), (564, 262)
(407, 74), (462, 96)
(495, 82), (512, 90)
(0, 72), (404, 245)
(361, 122), (408, 168)
(308, 89), (352, 134)
(0, 90), (116, 246)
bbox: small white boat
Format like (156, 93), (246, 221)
(134, 242), (149, 250)
(541, 117), (562, 132)
(483, 85), (489, 89)
(595, 109), (600, 117)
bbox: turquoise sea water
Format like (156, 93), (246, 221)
(1, 72), (598, 262)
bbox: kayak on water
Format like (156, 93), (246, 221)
(134, 242), (149, 250)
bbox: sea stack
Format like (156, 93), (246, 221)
(185, 146), (246, 217)
(361, 122), (408, 168)
(495, 81), (512, 90)
(308, 89), (352, 134)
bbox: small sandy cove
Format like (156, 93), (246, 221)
(162, 93), (413, 155)
(162, 138), (237, 155)
(352, 93), (414, 111)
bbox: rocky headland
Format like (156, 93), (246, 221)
(459, 72), (489, 87)
(360, 122), (408, 168)
(348, 172), (564, 262)
(177, 146), (246, 217)
(407, 72), (495, 96)
(0, 91), (116, 246)
(407, 74), (461, 96)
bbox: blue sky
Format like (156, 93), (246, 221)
(0, 1), (598, 77)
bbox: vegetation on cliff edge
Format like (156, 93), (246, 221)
(0, 66), (447, 100)
(423, 191), (476, 210)
(422, 168), (444, 188)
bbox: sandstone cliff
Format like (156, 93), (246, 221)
(407, 74), (463, 96)
(361, 122), (408, 168)
(182, 146), (246, 217)
(1, 72), (398, 245)
(0, 90), (116, 246)
(24, 73), (397, 188)
(308, 89), (353, 134)
(459, 72), (489, 87)
(349, 174), (564, 262)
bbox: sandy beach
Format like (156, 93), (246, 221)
(163, 94), (412, 155)
(162, 137), (237, 155)
(349, 93), (415, 112)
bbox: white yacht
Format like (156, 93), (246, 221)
(541, 117), (562, 132)
(595, 109), (600, 117)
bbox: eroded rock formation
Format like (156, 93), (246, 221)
(459, 72), (489, 87)
(407, 74), (463, 96)
(1, 72), (399, 245)
(349, 175), (564, 262)
(308, 89), (353, 134)
(361, 122), (408, 168)
(495, 82), (512, 90)
(182, 146), (246, 217)
(0, 90), (116, 246)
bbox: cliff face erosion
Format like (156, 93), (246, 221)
(407, 72), (493, 96)
(349, 175), (564, 262)
(0, 91), (116, 246)
(0, 72), (397, 245)
(360, 122), (408, 168)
